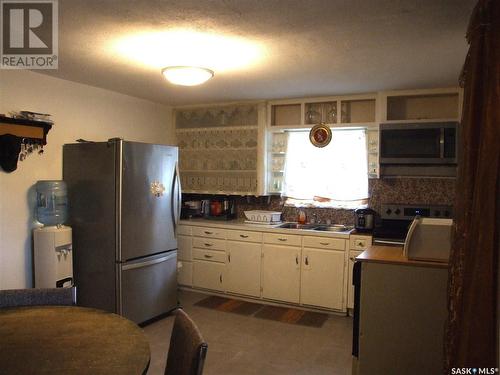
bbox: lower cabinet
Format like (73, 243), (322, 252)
(300, 248), (345, 310)
(261, 244), (301, 304)
(226, 241), (262, 297)
(347, 250), (363, 309)
(177, 234), (193, 287)
(193, 260), (225, 292)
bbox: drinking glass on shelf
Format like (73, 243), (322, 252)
(326, 103), (337, 124)
(305, 105), (321, 124)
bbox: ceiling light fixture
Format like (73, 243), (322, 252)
(161, 66), (214, 86)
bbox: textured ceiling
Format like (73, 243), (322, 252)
(38, 0), (475, 105)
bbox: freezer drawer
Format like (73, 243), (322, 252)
(121, 251), (178, 324)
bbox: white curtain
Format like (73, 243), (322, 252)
(283, 129), (368, 206)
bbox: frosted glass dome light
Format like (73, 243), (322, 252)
(161, 66), (214, 86)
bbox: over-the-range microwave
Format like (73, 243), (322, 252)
(379, 122), (458, 177)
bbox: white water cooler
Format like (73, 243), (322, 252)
(34, 226), (73, 288)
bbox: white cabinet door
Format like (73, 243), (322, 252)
(301, 248), (345, 310)
(178, 260), (192, 286)
(347, 250), (363, 309)
(226, 241), (262, 297)
(178, 234), (192, 261)
(262, 244), (301, 303)
(193, 260), (224, 292)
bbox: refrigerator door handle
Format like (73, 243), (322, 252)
(122, 252), (176, 271)
(171, 162), (181, 236)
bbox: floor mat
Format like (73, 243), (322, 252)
(194, 296), (329, 327)
(194, 296), (262, 316)
(254, 305), (329, 328)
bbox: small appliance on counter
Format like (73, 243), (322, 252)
(354, 208), (376, 232)
(244, 210), (282, 224)
(181, 199), (210, 219)
(403, 217), (453, 262)
(208, 198), (236, 220)
(373, 203), (453, 246)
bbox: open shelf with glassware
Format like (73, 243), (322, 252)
(266, 131), (288, 194)
(268, 94), (377, 129)
(175, 103), (266, 195)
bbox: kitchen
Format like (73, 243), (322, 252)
(0, 1), (497, 374)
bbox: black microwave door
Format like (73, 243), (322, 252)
(380, 128), (442, 163)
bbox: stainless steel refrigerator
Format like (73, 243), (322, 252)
(63, 138), (181, 324)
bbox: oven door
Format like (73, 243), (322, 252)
(380, 122), (457, 164)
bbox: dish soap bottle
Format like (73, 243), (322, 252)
(297, 210), (306, 224)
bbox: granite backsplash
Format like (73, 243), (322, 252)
(183, 178), (456, 225)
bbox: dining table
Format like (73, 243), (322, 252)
(0, 305), (150, 374)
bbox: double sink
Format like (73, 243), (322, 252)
(274, 223), (352, 233)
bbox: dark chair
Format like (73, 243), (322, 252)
(165, 308), (208, 375)
(0, 287), (77, 308)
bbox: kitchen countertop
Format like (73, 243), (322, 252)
(179, 218), (353, 238)
(356, 244), (449, 268)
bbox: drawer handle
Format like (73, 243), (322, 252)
(305, 256), (309, 266)
(239, 234), (249, 238)
(295, 255), (299, 265)
(228, 253), (231, 262)
(320, 242), (330, 246)
(278, 238), (287, 242)
(204, 243), (213, 247)
(204, 254), (213, 259)
(220, 274), (223, 283)
(204, 231), (213, 235)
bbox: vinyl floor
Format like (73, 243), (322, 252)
(144, 290), (353, 375)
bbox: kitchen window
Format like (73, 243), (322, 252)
(283, 129), (368, 208)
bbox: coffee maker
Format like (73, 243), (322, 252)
(208, 198), (236, 220)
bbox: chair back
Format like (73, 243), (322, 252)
(165, 308), (208, 375)
(0, 287), (77, 308)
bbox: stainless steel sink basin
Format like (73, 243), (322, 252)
(276, 223), (318, 230)
(275, 223), (352, 232)
(313, 225), (351, 232)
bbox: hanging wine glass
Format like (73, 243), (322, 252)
(305, 104), (321, 124)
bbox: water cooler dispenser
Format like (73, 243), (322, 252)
(34, 226), (73, 287)
(33, 180), (74, 288)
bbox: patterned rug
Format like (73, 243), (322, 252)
(194, 296), (329, 328)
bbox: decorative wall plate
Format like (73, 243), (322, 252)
(309, 123), (332, 148)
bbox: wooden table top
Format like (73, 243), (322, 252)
(356, 244), (449, 269)
(0, 306), (150, 375)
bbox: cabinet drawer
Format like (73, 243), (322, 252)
(193, 237), (226, 251)
(193, 260), (224, 292)
(193, 248), (226, 263)
(177, 225), (192, 236)
(303, 236), (346, 251)
(350, 236), (372, 250)
(263, 233), (302, 247)
(226, 230), (262, 243)
(192, 226), (226, 239)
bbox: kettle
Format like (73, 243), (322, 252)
(354, 208), (376, 232)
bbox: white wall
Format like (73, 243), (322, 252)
(0, 70), (174, 289)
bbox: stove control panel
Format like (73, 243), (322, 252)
(380, 204), (453, 220)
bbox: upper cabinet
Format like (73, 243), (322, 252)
(175, 102), (266, 195)
(269, 94), (378, 128)
(379, 88), (462, 123)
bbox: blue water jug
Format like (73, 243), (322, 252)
(36, 180), (68, 226)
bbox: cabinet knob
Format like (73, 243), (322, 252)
(305, 256), (309, 266)
(295, 255), (299, 265)
(228, 254), (231, 262)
